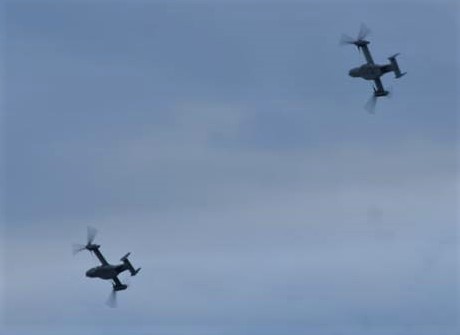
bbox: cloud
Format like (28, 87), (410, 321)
(4, 125), (457, 332)
(3, 1), (458, 334)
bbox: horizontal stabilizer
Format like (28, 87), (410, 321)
(120, 252), (131, 261)
(121, 252), (140, 276)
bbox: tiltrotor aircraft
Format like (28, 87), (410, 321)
(341, 24), (406, 112)
(73, 227), (141, 307)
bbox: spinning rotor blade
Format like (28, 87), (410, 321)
(72, 226), (98, 255)
(339, 33), (355, 45)
(106, 289), (117, 308)
(365, 88), (392, 114)
(357, 23), (371, 41)
(87, 226), (97, 245)
(106, 280), (129, 308)
(340, 24), (371, 46)
(364, 94), (378, 114)
(72, 243), (87, 256)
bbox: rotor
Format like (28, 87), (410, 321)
(106, 281), (129, 308)
(340, 23), (371, 49)
(365, 87), (392, 114)
(72, 226), (99, 255)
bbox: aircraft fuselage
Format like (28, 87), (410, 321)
(86, 264), (126, 280)
(349, 63), (394, 81)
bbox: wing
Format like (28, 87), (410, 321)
(373, 78), (385, 93)
(112, 276), (128, 291)
(360, 44), (374, 64)
(112, 276), (123, 287)
(92, 248), (109, 266)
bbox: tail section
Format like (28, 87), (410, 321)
(121, 252), (141, 276)
(388, 53), (406, 78)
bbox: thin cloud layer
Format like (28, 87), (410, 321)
(2, 1), (458, 334)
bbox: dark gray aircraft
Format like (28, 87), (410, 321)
(341, 24), (406, 112)
(73, 227), (141, 307)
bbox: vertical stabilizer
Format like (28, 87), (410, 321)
(121, 253), (141, 276)
(388, 53), (406, 78)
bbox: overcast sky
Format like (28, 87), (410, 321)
(2, 0), (459, 334)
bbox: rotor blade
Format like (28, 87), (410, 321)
(87, 226), (97, 245)
(106, 289), (117, 308)
(364, 94), (378, 114)
(339, 33), (355, 45)
(72, 243), (87, 256)
(357, 23), (371, 41)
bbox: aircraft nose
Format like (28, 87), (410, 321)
(348, 68), (361, 77)
(86, 269), (96, 277)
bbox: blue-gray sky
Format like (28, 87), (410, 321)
(2, 0), (459, 334)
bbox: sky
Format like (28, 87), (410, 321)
(1, 0), (459, 334)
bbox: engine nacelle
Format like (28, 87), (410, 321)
(113, 283), (128, 291)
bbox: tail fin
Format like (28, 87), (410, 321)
(121, 252), (141, 276)
(388, 53), (406, 78)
